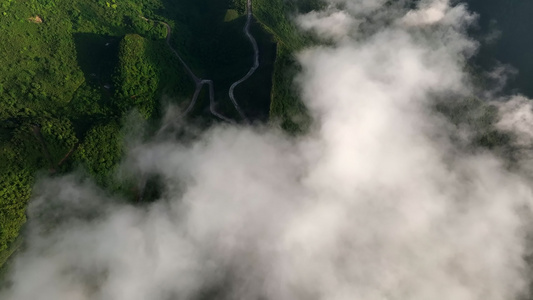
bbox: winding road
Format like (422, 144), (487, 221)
(229, 0), (259, 123)
(148, 0), (258, 128)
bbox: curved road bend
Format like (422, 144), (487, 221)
(160, 22), (201, 84)
(228, 0), (258, 123)
(158, 21), (235, 122)
(206, 80), (236, 123)
(146, 0), (258, 125)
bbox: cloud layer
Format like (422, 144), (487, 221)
(3, 1), (533, 300)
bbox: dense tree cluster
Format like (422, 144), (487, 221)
(0, 0), (192, 267)
(114, 34), (159, 119)
(75, 121), (123, 185)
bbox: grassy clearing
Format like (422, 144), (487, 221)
(224, 9), (239, 22)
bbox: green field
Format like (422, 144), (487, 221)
(224, 9), (239, 22)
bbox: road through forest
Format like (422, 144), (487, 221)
(149, 0), (258, 127)
(228, 0), (259, 122)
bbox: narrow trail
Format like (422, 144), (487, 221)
(57, 143), (79, 167)
(145, 0), (258, 129)
(31, 125), (57, 174)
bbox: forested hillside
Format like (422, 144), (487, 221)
(0, 0), (319, 269)
(0, 0), (177, 267)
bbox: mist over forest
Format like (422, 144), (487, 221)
(2, 0), (533, 299)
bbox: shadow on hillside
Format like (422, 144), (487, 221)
(155, 0), (278, 122)
(73, 33), (120, 87)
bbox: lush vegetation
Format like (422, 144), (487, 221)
(0, 0), (314, 269)
(0, 0), (194, 268)
(113, 34), (159, 118)
(74, 121), (123, 185)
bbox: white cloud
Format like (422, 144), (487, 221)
(401, 0), (450, 26)
(496, 95), (533, 147)
(2, 1), (533, 299)
(297, 8), (357, 41)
